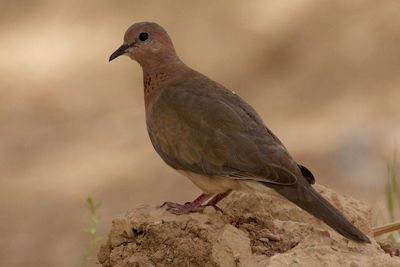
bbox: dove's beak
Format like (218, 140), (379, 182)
(109, 44), (130, 62)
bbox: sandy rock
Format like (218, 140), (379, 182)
(98, 185), (400, 266)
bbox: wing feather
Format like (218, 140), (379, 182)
(146, 75), (302, 185)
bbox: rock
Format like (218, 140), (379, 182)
(379, 238), (400, 257)
(98, 185), (400, 266)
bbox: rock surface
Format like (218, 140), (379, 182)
(98, 185), (400, 266)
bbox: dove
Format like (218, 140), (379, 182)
(109, 22), (370, 243)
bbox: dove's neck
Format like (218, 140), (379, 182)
(142, 55), (188, 106)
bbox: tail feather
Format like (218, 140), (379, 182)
(267, 180), (370, 243)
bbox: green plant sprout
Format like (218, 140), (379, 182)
(385, 150), (400, 242)
(81, 197), (103, 267)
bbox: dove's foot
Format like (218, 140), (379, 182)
(160, 193), (211, 214)
(160, 189), (232, 215)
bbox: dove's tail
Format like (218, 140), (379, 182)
(266, 179), (370, 243)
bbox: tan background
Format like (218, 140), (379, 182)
(1, 0), (399, 266)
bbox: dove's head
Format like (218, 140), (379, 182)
(109, 22), (179, 69)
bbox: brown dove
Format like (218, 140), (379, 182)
(109, 22), (370, 243)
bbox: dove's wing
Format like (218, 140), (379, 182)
(146, 72), (303, 185)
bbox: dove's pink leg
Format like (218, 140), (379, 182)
(204, 189), (232, 206)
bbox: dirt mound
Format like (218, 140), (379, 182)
(98, 185), (399, 266)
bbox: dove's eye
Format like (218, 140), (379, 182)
(138, 32), (149, 41)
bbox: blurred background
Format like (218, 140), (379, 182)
(1, 0), (400, 266)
